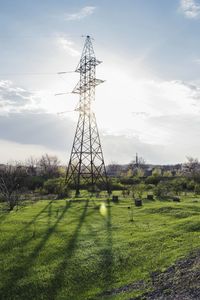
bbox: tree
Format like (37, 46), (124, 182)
(154, 181), (172, 198)
(163, 170), (172, 177)
(26, 156), (38, 176)
(43, 177), (70, 198)
(0, 164), (26, 210)
(194, 184), (200, 195)
(131, 183), (146, 199)
(171, 178), (187, 195)
(136, 168), (145, 178)
(183, 157), (200, 176)
(152, 167), (162, 176)
(38, 154), (60, 178)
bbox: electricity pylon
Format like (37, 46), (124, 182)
(65, 36), (109, 196)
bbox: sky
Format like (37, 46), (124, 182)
(1, 0), (200, 165)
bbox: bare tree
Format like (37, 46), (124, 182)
(183, 157), (200, 176)
(0, 164), (26, 210)
(38, 154), (60, 178)
(26, 156), (39, 176)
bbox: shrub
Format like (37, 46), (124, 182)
(186, 180), (195, 191)
(154, 181), (172, 198)
(171, 178), (187, 195)
(24, 176), (45, 190)
(194, 184), (200, 195)
(145, 175), (162, 185)
(43, 178), (70, 198)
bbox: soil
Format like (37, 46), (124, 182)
(132, 250), (200, 300)
(97, 250), (200, 300)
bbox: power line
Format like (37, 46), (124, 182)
(0, 34), (84, 39)
(55, 92), (71, 96)
(0, 71), (74, 76)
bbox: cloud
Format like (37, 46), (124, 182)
(95, 67), (200, 141)
(94, 68), (200, 163)
(1, 74), (200, 164)
(101, 111), (200, 164)
(57, 36), (80, 57)
(0, 80), (40, 114)
(65, 6), (96, 21)
(0, 80), (76, 162)
(102, 134), (165, 164)
(144, 113), (200, 161)
(179, 0), (200, 18)
(0, 112), (75, 151)
(0, 140), (66, 164)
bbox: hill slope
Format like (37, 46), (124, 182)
(133, 250), (200, 300)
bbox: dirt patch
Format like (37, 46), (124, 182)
(96, 251), (200, 300)
(132, 250), (200, 300)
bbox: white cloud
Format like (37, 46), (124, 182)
(95, 65), (200, 139)
(93, 63), (200, 163)
(0, 112), (75, 150)
(57, 37), (80, 57)
(0, 140), (66, 164)
(2, 65), (200, 164)
(0, 80), (42, 114)
(179, 0), (200, 18)
(65, 6), (96, 21)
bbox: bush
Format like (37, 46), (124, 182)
(120, 177), (140, 185)
(131, 183), (145, 199)
(145, 175), (162, 185)
(146, 184), (155, 191)
(154, 181), (172, 198)
(186, 180), (195, 191)
(24, 176), (45, 191)
(170, 178), (187, 195)
(194, 184), (200, 195)
(43, 178), (70, 198)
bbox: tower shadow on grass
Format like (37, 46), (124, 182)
(46, 200), (89, 300)
(47, 200), (53, 228)
(0, 201), (71, 299)
(0, 200), (54, 253)
(24, 200), (54, 230)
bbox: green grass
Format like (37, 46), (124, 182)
(0, 195), (200, 300)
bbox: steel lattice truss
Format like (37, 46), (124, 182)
(66, 36), (109, 195)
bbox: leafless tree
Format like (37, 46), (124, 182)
(0, 164), (26, 210)
(183, 157), (200, 176)
(38, 154), (60, 178)
(26, 156), (39, 176)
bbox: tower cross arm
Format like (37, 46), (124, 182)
(75, 58), (102, 73)
(72, 78), (105, 94)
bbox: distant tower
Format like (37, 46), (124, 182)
(65, 36), (109, 196)
(135, 153), (139, 168)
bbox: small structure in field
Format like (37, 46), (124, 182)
(135, 198), (142, 207)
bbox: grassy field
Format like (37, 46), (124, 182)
(0, 194), (200, 300)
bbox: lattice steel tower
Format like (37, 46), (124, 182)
(65, 36), (109, 196)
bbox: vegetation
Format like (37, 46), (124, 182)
(0, 193), (200, 300)
(0, 155), (200, 299)
(0, 164), (27, 210)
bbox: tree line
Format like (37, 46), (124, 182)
(1, 155), (200, 210)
